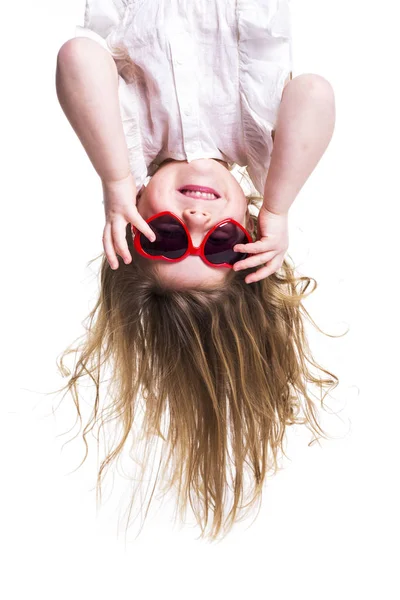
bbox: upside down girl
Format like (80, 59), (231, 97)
(54, 0), (338, 541)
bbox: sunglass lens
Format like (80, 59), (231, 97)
(204, 222), (249, 265)
(140, 214), (188, 259)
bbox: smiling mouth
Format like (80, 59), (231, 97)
(178, 185), (221, 199)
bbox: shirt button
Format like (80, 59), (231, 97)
(175, 58), (183, 65)
(184, 105), (192, 116)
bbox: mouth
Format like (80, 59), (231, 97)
(178, 185), (221, 199)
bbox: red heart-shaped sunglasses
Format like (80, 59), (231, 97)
(131, 211), (252, 268)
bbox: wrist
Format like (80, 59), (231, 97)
(100, 169), (132, 186)
(101, 172), (138, 206)
(261, 204), (288, 217)
(101, 171), (135, 190)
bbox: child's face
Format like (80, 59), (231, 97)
(136, 158), (254, 289)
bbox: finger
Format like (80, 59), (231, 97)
(233, 250), (277, 272)
(130, 210), (156, 243)
(233, 239), (270, 254)
(102, 222), (119, 270)
(245, 257), (283, 284)
(111, 221), (133, 265)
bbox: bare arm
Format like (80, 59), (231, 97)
(55, 37), (131, 184)
(263, 74), (336, 215)
(55, 37), (156, 270)
(232, 74), (336, 284)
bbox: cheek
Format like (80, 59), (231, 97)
(148, 187), (179, 216)
(237, 199), (250, 227)
(137, 191), (161, 219)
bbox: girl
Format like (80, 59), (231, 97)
(55, 0), (338, 541)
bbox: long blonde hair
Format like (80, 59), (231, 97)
(51, 176), (344, 541)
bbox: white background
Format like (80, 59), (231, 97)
(1, 0), (399, 598)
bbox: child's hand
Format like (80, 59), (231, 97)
(101, 173), (156, 270)
(232, 206), (289, 284)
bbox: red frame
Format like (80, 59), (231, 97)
(131, 210), (252, 268)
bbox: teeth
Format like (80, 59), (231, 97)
(181, 190), (218, 199)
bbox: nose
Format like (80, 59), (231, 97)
(182, 208), (212, 228)
(181, 208), (212, 247)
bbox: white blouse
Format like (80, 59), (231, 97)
(74, 0), (293, 196)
